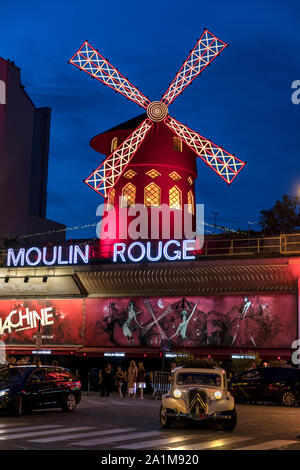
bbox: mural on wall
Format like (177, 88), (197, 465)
(0, 299), (83, 345)
(84, 295), (297, 349)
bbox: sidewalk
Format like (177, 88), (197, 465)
(82, 390), (156, 400)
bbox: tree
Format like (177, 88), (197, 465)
(259, 195), (300, 235)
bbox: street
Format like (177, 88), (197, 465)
(0, 393), (300, 451)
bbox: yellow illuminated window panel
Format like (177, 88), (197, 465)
(144, 182), (161, 207)
(173, 136), (182, 152)
(169, 171), (181, 181)
(111, 137), (118, 152)
(187, 190), (194, 215)
(169, 185), (182, 210)
(187, 176), (193, 186)
(146, 169), (161, 179)
(121, 183), (136, 207)
(124, 169), (137, 179)
(107, 188), (115, 209)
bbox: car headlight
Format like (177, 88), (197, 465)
(0, 389), (9, 398)
(173, 389), (182, 398)
(214, 391), (222, 400)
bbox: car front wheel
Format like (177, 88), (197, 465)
(62, 393), (77, 412)
(160, 405), (174, 429)
(282, 391), (297, 407)
(220, 408), (237, 431)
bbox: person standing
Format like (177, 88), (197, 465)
(127, 361), (137, 398)
(115, 366), (125, 398)
(136, 362), (146, 399)
(100, 363), (114, 398)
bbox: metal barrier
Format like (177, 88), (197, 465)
(2, 233), (300, 266)
(151, 371), (172, 399)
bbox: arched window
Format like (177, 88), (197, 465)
(169, 185), (182, 211)
(144, 182), (160, 207)
(187, 190), (194, 215)
(107, 188), (115, 209)
(111, 137), (118, 152)
(121, 182), (136, 207)
(173, 136), (182, 152)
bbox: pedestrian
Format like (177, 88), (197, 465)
(136, 362), (146, 399)
(127, 360), (137, 398)
(115, 365), (125, 398)
(100, 363), (114, 398)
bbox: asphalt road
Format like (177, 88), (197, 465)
(1, 392), (300, 451)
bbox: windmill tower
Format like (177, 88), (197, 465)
(70, 30), (245, 257)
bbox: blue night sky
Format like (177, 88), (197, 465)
(0, 0), (299, 238)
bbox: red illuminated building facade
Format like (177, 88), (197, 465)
(0, 247), (300, 365)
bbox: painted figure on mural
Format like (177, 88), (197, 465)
(122, 300), (143, 344)
(231, 296), (257, 347)
(169, 301), (199, 341)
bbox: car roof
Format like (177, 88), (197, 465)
(175, 367), (223, 374)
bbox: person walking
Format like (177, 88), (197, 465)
(100, 363), (114, 398)
(115, 366), (125, 398)
(136, 362), (146, 400)
(127, 361), (137, 398)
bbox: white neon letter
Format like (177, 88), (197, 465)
(73, 245), (89, 264)
(127, 242), (146, 262)
(163, 240), (181, 261)
(25, 247), (42, 266)
(7, 248), (25, 267)
(182, 239), (196, 260)
(113, 243), (126, 262)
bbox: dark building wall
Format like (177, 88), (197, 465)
(0, 58), (65, 243)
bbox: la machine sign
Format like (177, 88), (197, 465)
(6, 245), (90, 267)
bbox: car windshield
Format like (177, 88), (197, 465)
(0, 367), (32, 383)
(176, 372), (222, 387)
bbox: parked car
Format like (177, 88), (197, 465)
(160, 364), (237, 430)
(0, 365), (81, 416)
(229, 367), (300, 406)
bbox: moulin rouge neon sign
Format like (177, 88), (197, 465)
(6, 245), (90, 267)
(113, 239), (196, 263)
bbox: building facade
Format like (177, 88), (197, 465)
(0, 57), (65, 245)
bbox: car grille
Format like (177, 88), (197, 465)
(188, 389), (207, 414)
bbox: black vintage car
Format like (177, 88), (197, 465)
(0, 365), (81, 416)
(229, 367), (300, 406)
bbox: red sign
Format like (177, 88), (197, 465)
(0, 299), (83, 345)
(84, 295), (297, 349)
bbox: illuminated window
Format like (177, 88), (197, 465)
(169, 185), (182, 211)
(173, 137), (182, 152)
(187, 190), (194, 215)
(144, 182), (160, 207)
(146, 169), (161, 179)
(124, 169), (137, 179)
(121, 183), (136, 207)
(111, 137), (118, 152)
(107, 188), (115, 208)
(169, 171), (181, 181)
(187, 176), (193, 186)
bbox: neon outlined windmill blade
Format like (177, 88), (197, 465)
(69, 41), (151, 109)
(165, 116), (246, 184)
(161, 30), (227, 107)
(85, 118), (153, 197)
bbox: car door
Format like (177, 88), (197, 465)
(24, 369), (48, 409)
(231, 369), (263, 402)
(43, 368), (62, 405)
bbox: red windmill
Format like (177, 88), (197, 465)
(70, 30), (245, 257)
